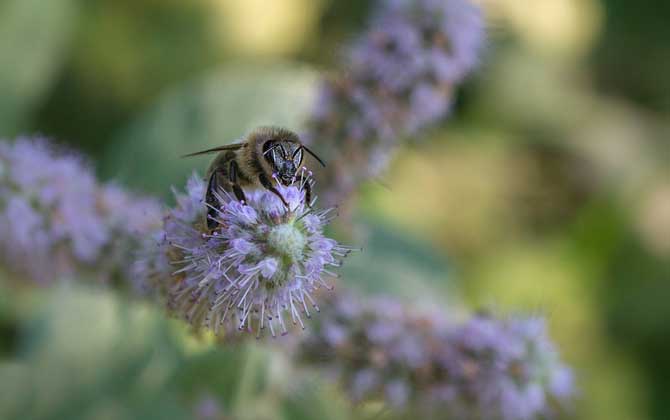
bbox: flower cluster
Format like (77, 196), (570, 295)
(305, 0), (485, 205)
(192, 394), (229, 420)
(296, 292), (573, 419)
(155, 172), (352, 337)
(0, 137), (162, 285)
(130, 174), (206, 299)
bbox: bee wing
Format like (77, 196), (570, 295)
(181, 142), (244, 158)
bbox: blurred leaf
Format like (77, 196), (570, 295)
(0, 285), (190, 420)
(281, 374), (351, 420)
(604, 235), (670, 420)
(176, 343), (305, 420)
(339, 222), (458, 306)
(360, 140), (524, 259)
(593, 0), (670, 113)
(475, 49), (593, 134)
(0, 0), (77, 134)
(0, 277), (352, 418)
(102, 62), (318, 196)
(33, 0), (225, 156)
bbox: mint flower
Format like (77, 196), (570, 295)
(0, 137), (162, 284)
(438, 315), (574, 420)
(306, 0), (485, 205)
(297, 292), (574, 419)
(160, 172), (352, 337)
(130, 174), (206, 298)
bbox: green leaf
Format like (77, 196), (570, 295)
(339, 222), (458, 305)
(0, 0), (77, 133)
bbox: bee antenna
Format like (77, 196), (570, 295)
(301, 145), (326, 167)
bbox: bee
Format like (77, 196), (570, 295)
(183, 126), (325, 230)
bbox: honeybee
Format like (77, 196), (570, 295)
(183, 126), (325, 229)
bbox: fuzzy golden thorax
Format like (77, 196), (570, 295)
(184, 126), (323, 230)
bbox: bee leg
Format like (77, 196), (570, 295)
(206, 169), (226, 230)
(303, 179), (313, 207)
(229, 160), (247, 204)
(258, 173), (289, 208)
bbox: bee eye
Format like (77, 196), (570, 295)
(274, 151), (289, 168)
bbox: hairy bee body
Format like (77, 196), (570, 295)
(184, 126), (324, 229)
(205, 126), (292, 188)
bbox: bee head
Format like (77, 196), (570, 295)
(263, 140), (303, 186)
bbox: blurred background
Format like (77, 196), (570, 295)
(0, 0), (668, 419)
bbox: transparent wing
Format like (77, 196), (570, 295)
(181, 143), (244, 158)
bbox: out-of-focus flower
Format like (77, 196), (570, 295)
(193, 394), (229, 420)
(131, 173), (204, 300)
(0, 137), (162, 285)
(98, 182), (164, 292)
(439, 315), (574, 420)
(296, 292), (574, 419)
(305, 0), (485, 205)
(154, 172), (352, 337)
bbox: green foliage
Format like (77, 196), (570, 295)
(340, 221), (457, 305)
(33, 0), (224, 156)
(0, 0), (77, 135)
(593, 0), (670, 113)
(0, 285), (356, 420)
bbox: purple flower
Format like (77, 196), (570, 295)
(0, 137), (162, 286)
(159, 172), (353, 337)
(131, 173), (204, 300)
(99, 183), (162, 237)
(441, 316), (574, 420)
(130, 228), (171, 297)
(296, 292), (574, 419)
(385, 379), (411, 407)
(305, 0), (485, 205)
(192, 394), (226, 420)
